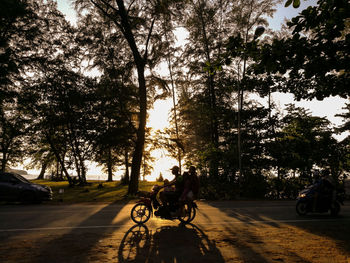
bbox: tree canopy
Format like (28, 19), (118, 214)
(1, 0), (349, 198)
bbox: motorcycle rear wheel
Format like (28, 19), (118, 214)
(296, 200), (308, 216)
(131, 203), (151, 224)
(178, 203), (196, 223)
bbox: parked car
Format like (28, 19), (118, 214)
(0, 172), (52, 203)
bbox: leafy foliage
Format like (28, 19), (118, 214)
(253, 0), (350, 100)
(1, 0), (350, 200)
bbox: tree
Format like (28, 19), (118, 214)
(269, 104), (336, 182)
(24, 133), (57, 180)
(0, 103), (29, 172)
(90, 77), (137, 182)
(336, 101), (350, 174)
(284, 0), (302, 8)
(14, 0), (93, 185)
(0, 0), (40, 171)
(26, 66), (95, 185)
(75, 0), (183, 194)
(254, 0), (350, 100)
(156, 172), (164, 182)
(76, 11), (138, 182)
(179, 0), (279, 183)
(336, 102), (350, 138)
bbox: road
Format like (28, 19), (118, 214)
(0, 201), (349, 263)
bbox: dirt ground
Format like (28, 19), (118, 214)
(0, 202), (349, 263)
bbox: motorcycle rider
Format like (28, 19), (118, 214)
(159, 166), (182, 206)
(312, 169), (335, 211)
(159, 165), (192, 215)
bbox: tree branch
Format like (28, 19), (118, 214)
(144, 18), (155, 61)
(127, 0), (137, 15)
(99, 0), (120, 16)
(89, 0), (123, 30)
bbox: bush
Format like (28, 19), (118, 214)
(156, 173), (164, 182)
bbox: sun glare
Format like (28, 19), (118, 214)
(147, 99), (172, 130)
(146, 99), (178, 181)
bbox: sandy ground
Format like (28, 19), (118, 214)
(0, 201), (349, 263)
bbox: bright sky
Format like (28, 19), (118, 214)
(266, 0), (317, 30)
(21, 0), (348, 180)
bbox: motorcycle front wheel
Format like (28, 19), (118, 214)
(296, 200), (308, 216)
(178, 203), (196, 223)
(131, 203), (151, 224)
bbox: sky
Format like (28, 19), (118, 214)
(21, 0), (348, 180)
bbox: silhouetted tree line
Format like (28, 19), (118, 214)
(0, 0), (349, 198)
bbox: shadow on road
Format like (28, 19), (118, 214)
(118, 223), (225, 263)
(31, 202), (129, 263)
(207, 201), (350, 260)
(288, 213), (350, 252)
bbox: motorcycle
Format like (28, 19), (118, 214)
(296, 184), (344, 216)
(130, 185), (198, 224)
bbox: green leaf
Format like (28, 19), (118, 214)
(285, 0), (293, 7)
(292, 0), (300, 8)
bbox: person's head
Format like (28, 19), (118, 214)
(171, 165), (180, 176)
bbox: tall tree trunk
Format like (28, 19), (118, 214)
(1, 150), (7, 172)
(129, 63), (146, 194)
(124, 149), (129, 184)
(197, 0), (219, 177)
(45, 132), (73, 185)
(107, 147), (113, 182)
(115, 0), (149, 195)
(36, 161), (48, 180)
(56, 160), (59, 179)
(74, 156), (81, 182)
(78, 154), (86, 183)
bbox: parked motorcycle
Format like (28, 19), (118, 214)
(296, 184), (344, 216)
(130, 185), (198, 224)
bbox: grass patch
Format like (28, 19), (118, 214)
(33, 180), (156, 204)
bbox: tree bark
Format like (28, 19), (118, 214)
(36, 161), (48, 180)
(1, 150), (7, 172)
(88, 0), (152, 194)
(197, 0), (219, 177)
(107, 147), (113, 182)
(115, 0), (148, 195)
(123, 149), (129, 184)
(128, 62), (146, 194)
(45, 132), (73, 185)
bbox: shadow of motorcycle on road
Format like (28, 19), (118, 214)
(118, 223), (224, 263)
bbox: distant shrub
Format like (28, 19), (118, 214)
(156, 173), (164, 182)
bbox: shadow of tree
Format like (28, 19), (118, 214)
(289, 213), (350, 252)
(207, 201), (350, 260)
(118, 223), (225, 263)
(31, 202), (129, 263)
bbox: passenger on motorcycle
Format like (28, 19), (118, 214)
(180, 166), (200, 202)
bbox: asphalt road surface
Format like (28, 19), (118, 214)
(0, 201), (349, 263)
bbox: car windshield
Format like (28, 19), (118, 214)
(12, 173), (31, 184)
